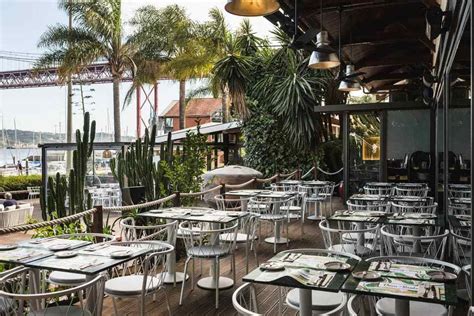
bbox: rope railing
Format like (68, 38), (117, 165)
(280, 170), (298, 178)
(103, 194), (177, 212)
(255, 174), (279, 183)
(225, 178), (256, 190)
(0, 208), (97, 235)
(301, 167), (315, 179)
(181, 185), (223, 197)
(317, 167), (344, 176)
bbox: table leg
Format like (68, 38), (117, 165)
(197, 222), (234, 290)
(161, 219), (188, 285)
(395, 299), (410, 316)
(356, 222), (365, 247)
(412, 226), (421, 253)
(29, 269), (41, 311)
(299, 288), (312, 316)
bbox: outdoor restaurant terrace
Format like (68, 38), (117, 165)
(0, 0), (471, 316)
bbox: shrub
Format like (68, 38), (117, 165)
(0, 175), (42, 191)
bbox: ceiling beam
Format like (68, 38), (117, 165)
(363, 72), (421, 84)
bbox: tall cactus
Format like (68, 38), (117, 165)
(69, 112), (95, 214)
(40, 172), (67, 220)
(110, 125), (173, 201)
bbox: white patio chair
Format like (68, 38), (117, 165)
(319, 220), (380, 258)
(0, 267), (105, 315)
(380, 225), (449, 260)
(104, 241), (174, 316)
(249, 196), (290, 253)
(450, 230), (471, 266)
(390, 201), (437, 214)
(27, 186), (40, 199)
(120, 217), (176, 242)
(48, 233), (115, 286)
(363, 183), (394, 196)
(394, 184), (429, 197)
(448, 184), (471, 198)
(232, 283), (262, 316)
(299, 184), (330, 220)
(179, 221), (238, 309)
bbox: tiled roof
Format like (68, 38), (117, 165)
(159, 98), (222, 118)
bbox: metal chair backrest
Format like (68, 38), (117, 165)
(363, 183), (394, 196)
(390, 201), (437, 214)
(120, 217), (176, 244)
(366, 255), (461, 275)
(319, 220), (380, 257)
(381, 225), (449, 260)
(448, 184), (471, 199)
(215, 194), (250, 212)
(450, 230), (471, 266)
(394, 184), (429, 197)
(179, 221), (238, 258)
(346, 200), (391, 213)
(448, 203), (471, 216)
(0, 267), (105, 315)
(232, 283), (262, 316)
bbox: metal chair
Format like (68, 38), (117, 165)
(390, 201), (437, 215)
(0, 267), (105, 315)
(346, 200), (391, 213)
(394, 184), (429, 197)
(450, 230), (471, 266)
(299, 184), (330, 220)
(232, 283), (262, 316)
(347, 294), (377, 316)
(104, 241), (174, 316)
(381, 225), (449, 260)
(447, 203), (471, 216)
(179, 221), (238, 309)
(363, 183), (394, 196)
(120, 217), (175, 242)
(448, 184), (471, 198)
(215, 194), (250, 212)
(249, 196), (290, 253)
(48, 233), (115, 287)
(319, 220), (380, 258)
(367, 256), (460, 316)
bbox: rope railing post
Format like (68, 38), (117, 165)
(173, 191), (181, 207)
(296, 168), (301, 180)
(313, 162), (318, 180)
(92, 205), (103, 237)
(220, 183), (226, 197)
(276, 172), (281, 183)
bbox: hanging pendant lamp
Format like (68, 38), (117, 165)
(225, 0), (280, 17)
(308, 31), (340, 69)
(308, 0), (339, 69)
(338, 65), (361, 92)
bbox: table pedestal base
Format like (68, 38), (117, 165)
(197, 276), (234, 290)
(158, 272), (189, 284)
(395, 299), (410, 316)
(264, 237), (289, 244)
(307, 215), (323, 221)
(299, 288), (312, 316)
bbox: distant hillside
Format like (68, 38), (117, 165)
(0, 129), (135, 147)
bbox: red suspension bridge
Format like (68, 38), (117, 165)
(0, 51), (165, 137)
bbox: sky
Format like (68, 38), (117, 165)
(0, 0), (275, 137)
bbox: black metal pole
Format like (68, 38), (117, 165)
(443, 73), (449, 223)
(470, 0), (473, 306)
(343, 112), (350, 201)
(379, 111), (387, 182)
(41, 146), (47, 203)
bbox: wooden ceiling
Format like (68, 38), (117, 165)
(265, 0), (469, 93)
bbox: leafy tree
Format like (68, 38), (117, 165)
(36, 0), (136, 142)
(130, 5), (211, 129)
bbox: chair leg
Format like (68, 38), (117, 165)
(215, 257), (220, 309)
(162, 288), (172, 316)
(245, 241), (249, 274)
(232, 254), (236, 283)
(273, 222), (277, 253)
(112, 297), (119, 316)
(179, 257), (191, 306)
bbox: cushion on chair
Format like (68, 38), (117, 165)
(187, 246), (230, 258)
(105, 275), (162, 297)
(48, 271), (87, 285)
(286, 289), (344, 310)
(260, 214), (285, 221)
(280, 206), (302, 212)
(375, 298), (448, 316)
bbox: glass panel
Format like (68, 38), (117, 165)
(387, 110), (430, 183)
(349, 112), (381, 195)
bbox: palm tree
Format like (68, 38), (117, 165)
(130, 5), (211, 130)
(36, 0), (135, 142)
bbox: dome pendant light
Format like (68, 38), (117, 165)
(308, 31), (340, 69)
(338, 65), (361, 92)
(225, 0), (280, 17)
(308, 0), (340, 69)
